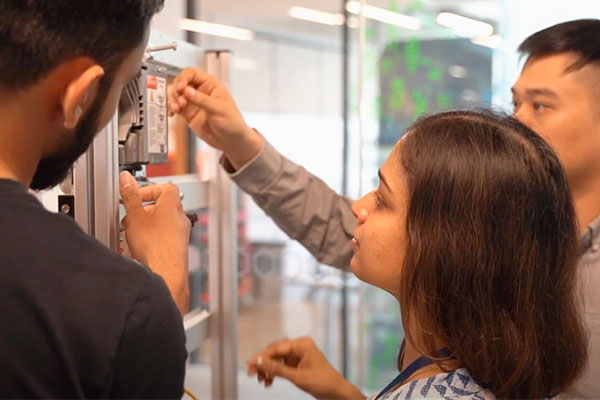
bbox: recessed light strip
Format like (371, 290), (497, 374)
(288, 6), (345, 26)
(471, 34), (503, 49)
(179, 18), (255, 41)
(346, 1), (421, 30)
(288, 3), (421, 31)
(436, 12), (493, 37)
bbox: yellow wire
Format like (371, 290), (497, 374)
(185, 388), (199, 400)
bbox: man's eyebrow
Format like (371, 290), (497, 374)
(527, 88), (559, 98)
(511, 87), (559, 98)
(378, 169), (393, 194)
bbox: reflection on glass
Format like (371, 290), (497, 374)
(349, 2), (496, 393)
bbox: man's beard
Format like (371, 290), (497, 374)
(30, 79), (112, 191)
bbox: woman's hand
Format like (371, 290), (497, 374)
(247, 337), (365, 400)
(168, 68), (263, 171)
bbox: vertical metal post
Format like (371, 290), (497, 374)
(92, 118), (120, 251)
(186, 0), (199, 172)
(355, 0), (367, 390)
(206, 50), (239, 400)
(72, 148), (94, 236)
(70, 107), (119, 251)
(185, 0), (199, 44)
(340, 0), (351, 379)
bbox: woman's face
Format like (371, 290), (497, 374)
(350, 142), (408, 298)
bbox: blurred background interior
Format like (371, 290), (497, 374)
(146, 1), (600, 398)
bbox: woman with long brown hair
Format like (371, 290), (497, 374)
(247, 110), (587, 399)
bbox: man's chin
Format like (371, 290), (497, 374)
(29, 162), (72, 191)
(30, 85), (106, 191)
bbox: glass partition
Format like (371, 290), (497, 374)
(151, 0), (600, 398)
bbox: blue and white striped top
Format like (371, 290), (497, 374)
(370, 368), (496, 400)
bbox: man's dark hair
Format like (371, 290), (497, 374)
(0, 0), (164, 92)
(518, 19), (600, 71)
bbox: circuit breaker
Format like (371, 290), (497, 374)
(118, 62), (169, 172)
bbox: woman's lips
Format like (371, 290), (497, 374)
(351, 237), (359, 252)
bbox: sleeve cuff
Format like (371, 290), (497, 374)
(219, 137), (283, 195)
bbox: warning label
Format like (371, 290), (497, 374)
(147, 75), (157, 89)
(146, 75), (167, 155)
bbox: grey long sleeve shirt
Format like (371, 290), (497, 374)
(564, 216), (600, 399)
(221, 139), (357, 270)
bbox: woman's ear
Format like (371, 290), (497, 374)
(60, 64), (105, 130)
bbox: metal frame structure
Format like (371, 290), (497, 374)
(205, 50), (239, 400)
(63, 32), (238, 399)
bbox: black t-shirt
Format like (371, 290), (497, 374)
(0, 179), (187, 398)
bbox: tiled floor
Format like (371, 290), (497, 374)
(184, 364), (310, 400)
(185, 284), (341, 399)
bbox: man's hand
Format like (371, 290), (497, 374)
(119, 171), (191, 315)
(247, 337), (366, 400)
(168, 67), (263, 171)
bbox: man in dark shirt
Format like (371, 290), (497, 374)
(0, 1), (190, 398)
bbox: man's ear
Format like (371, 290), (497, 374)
(61, 64), (105, 130)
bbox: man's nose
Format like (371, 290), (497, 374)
(514, 108), (533, 129)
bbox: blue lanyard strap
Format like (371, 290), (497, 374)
(374, 348), (453, 400)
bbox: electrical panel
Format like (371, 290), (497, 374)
(118, 62), (169, 172)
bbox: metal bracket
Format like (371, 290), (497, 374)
(145, 42), (178, 61)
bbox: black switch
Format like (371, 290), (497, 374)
(58, 195), (75, 219)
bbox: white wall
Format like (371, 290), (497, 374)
(151, 0), (186, 40)
(207, 36), (342, 116)
(198, 34), (345, 245)
(242, 112), (344, 243)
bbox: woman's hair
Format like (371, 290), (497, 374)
(399, 110), (586, 398)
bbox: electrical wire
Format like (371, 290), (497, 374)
(185, 388), (199, 400)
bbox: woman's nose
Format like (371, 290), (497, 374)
(352, 191), (374, 224)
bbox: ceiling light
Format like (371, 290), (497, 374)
(346, 1), (421, 30)
(471, 35), (503, 49)
(448, 65), (467, 79)
(436, 12), (493, 37)
(179, 18), (255, 41)
(288, 6), (345, 26)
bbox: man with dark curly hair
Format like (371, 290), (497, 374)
(0, 1), (190, 397)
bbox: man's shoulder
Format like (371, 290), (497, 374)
(3, 193), (142, 271)
(0, 190), (165, 313)
(0, 190), (184, 398)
